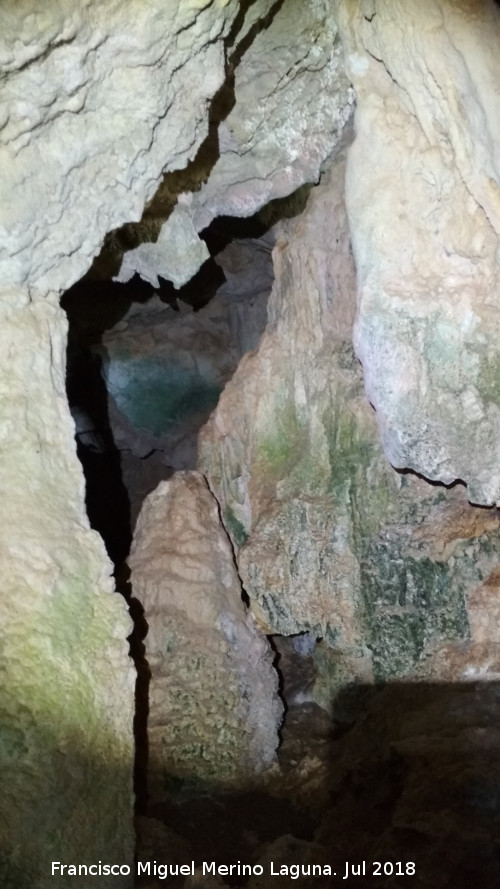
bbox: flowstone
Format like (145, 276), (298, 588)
(199, 147), (500, 703)
(128, 471), (282, 795)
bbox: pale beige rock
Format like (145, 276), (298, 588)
(1, 0), (246, 879)
(0, 0), (240, 294)
(115, 209), (210, 289)
(468, 568), (500, 645)
(0, 293), (135, 887)
(188, 0), (355, 231)
(120, 0), (355, 287)
(128, 471), (282, 795)
(199, 150), (369, 655)
(410, 640), (500, 683)
(337, 0), (500, 505)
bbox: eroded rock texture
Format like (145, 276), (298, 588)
(199, 148), (500, 701)
(128, 471), (282, 796)
(338, 0), (500, 505)
(0, 0), (240, 294)
(239, 677), (500, 889)
(116, 0), (355, 288)
(99, 236), (273, 525)
(1, 0), (250, 882)
(4, 0), (500, 882)
(0, 294), (135, 888)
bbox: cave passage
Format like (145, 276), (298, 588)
(61, 220), (275, 567)
(61, 218), (278, 820)
(60, 191), (345, 877)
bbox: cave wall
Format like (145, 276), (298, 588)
(3, 0), (500, 880)
(115, 0), (354, 287)
(129, 471), (282, 795)
(337, 0), (500, 505)
(0, 0), (355, 878)
(0, 293), (135, 887)
(199, 147), (500, 696)
(0, 0), (240, 295)
(0, 0), (244, 883)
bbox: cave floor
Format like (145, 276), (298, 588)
(136, 676), (500, 889)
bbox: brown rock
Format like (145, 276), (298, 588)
(129, 471), (282, 795)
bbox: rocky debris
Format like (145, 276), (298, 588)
(316, 674), (500, 888)
(128, 471), (282, 795)
(135, 815), (193, 877)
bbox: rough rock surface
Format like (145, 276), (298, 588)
(1, 0), (249, 881)
(100, 236), (273, 524)
(0, 294), (135, 888)
(238, 673), (500, 889)
(187, 0), (355, 231)
(117, 0), (355, 288)
(116, 209), (210, 290)
(0, 0), (240, 294)
(338, 0), (500, 505)
(128, 471), (282, 796)
(199, 149), (500, 699)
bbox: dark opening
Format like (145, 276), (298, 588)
(61, 212), (281, 814)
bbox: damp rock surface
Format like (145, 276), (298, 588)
(1, 0), (248, 880)
(101, 239), (272, 468)
(0, 294), (135, 888)
(98, 236), (273, 525)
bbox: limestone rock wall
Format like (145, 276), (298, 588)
(186, 0), (354, 231)
(4, 0), (500, 878)
(100, 237), (273, 477)
(0, 0), (249, 883)
(116, 0), (355, 288)
(0, 293), (135, 888)
(128, 471), (282, 795)
(337, 0), (500, 505)
(0, 0), (240, 295)
(199, 148), (500, 697)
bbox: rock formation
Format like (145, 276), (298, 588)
(199, 146), (500, 699)
(0, 0), (242, 295)
(99, 236), (273, 525)
(115, 0), (354, 289)
(128, 471), (282, 795)
(338, 0), (500, 505)
(0, 295), (136, 888)
(2, 0), (500, 885)
(0, 0), (252, 884)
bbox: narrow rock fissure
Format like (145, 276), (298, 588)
(60, 189), (340, 876)
(61, 212), (311, 842)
